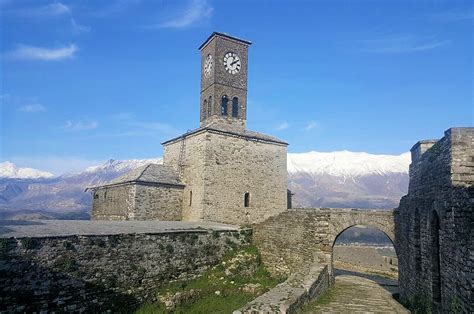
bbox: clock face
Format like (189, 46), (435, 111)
(223, 52), (241, 74)
(204, 54), (213, 77)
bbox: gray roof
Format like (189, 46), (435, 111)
(88, 164), (183, 190)
(198, 32), (252, 50)
(162, 124), (288, 146)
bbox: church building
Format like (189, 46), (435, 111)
(89, 32), (288, 225)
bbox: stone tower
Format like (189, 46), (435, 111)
(199, 32), (251, 129)
(90, 32), (289, 226)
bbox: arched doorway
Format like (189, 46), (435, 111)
(331, 225), (398, 281)
(430, 211), (441, 303)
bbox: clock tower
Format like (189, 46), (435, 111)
(199, 32), (251, 129)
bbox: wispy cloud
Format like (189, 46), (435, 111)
(429, 10), (474, 22)
(360, 35), (450, 53)
(153, 0), (213, 29)
(15, 2), (71, 17)
(304, 121), (318, 131)
(71, 18), (91, 34)
(5, 43), (78, 61)
(111, 112), (179, 135)
(18, 104), (46, 113)
(275, 121), (290, 131)
(64, 120), (98, 131)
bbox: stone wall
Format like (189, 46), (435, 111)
(91, 184), (135, 220)
(163, 131), (208, 221)
(0, 229), (247, 312)
(396, 127), (474, 313)
(91, 183), (183, 221)
(164, 129), (288, 225)
(202, 132), (287, 225)
(253, 208), (395, 276)
(132, 184), (183, 220)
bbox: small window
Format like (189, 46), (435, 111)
(94, 192), (99, 199)
(203, 99), (208, 118)
(208, 96), (212, 116)
(189, 191), (192, 206)
(221, 95), (228, 116)
(232, 97), (238, 117)
(244, 192), (250, 207)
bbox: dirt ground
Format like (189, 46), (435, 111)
(333, 245), (398, 278)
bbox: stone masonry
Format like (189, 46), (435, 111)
(0, 220), (248, 312)
(90, 32), (289, 226)
(396, 127), (474, 313)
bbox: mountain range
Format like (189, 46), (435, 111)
(0, 151), (410, 220)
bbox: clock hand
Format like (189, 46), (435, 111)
(230, 59), (239, 66)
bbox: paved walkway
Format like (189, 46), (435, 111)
(301, 273), (408, 313)
(0, 220), (239, 238)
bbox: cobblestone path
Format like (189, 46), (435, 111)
(301, 274), (409, 313)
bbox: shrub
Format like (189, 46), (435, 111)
(63, 241), (75, 251)
(165, 244), (174, 254)
(0, 238), (8, 253)
(20, 237), (38, 250)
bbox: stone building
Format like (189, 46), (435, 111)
(89, 32), (289, 225)
(395, 127), (473, 313)
(89, 164), (183, 220)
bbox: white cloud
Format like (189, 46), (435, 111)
(6, 43), (78, 61)
(64, 120), (98, 131)
(71, 18), (91, 34)
(155, 0), (213, 29)
(18, 104), (46, 113)
(275, 121), (290, 131)
(360, 35), (450, 53)
(304, 121), (318, 131)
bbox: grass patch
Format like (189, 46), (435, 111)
(135, 245), (285, 313)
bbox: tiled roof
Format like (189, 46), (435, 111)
(88, 164), (183, 190)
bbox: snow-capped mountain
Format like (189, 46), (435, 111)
(288, 151), (410, 177)
(0, 162), (54, 179)
(288, 151), (410, 209)
(0, 158), (162, 219)
(0, 151), (410, 219)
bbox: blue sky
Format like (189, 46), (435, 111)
(1, 0), (472, 174)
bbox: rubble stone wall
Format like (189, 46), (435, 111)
(0, 229), (247, 313)
(91, 184), (135, 220)
(396, 127), (474, 313)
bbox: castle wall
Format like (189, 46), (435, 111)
(0, 228), (246, 312)
(132, 184), (183, 220)
(91, 184), (135, 220)
(396, 127), (473, 313)
(202, 132), (288, 225)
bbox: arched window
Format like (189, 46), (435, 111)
(232, 97), (238, 117)
(221, 95), (228, 116)
(189, 191), (192, 206)
(244, 192), (250, 207)
(208, 96), (212, 116)
(203, 99), (208, 118)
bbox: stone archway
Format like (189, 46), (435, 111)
(329, 223), (398, 277)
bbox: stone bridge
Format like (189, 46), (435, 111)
(252, 208), (396, 276)
(236, 208), (397, 313)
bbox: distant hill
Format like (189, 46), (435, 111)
(0, 151), (410, 220)
(288, 151), (410, 209)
